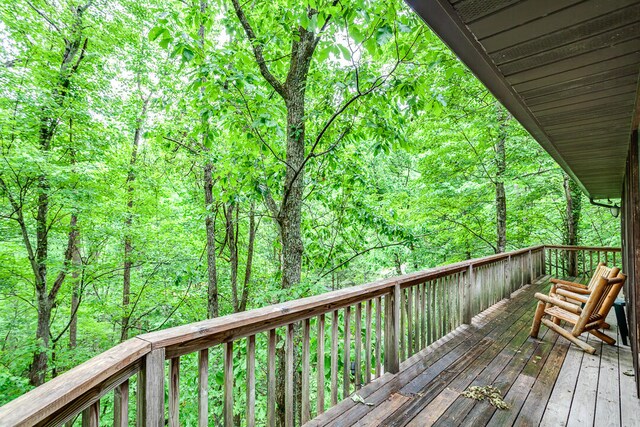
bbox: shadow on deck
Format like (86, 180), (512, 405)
(307, 276), (640, 427)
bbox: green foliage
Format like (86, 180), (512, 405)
(0, 0), (620, 418)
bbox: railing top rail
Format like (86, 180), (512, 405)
(543, 244), (621, 252)
(6, 243), (610, 425)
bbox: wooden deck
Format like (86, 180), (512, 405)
(307, 276), (640, 427)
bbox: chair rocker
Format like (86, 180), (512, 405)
(530, 273), (626, 354)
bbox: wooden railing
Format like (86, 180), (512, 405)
(544, 245), (621, 278)
(0, 244), (574, 427)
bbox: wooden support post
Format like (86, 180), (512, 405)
(246, 335), (256, 427)
(384, 284), (400, 374)
(285, 324), (294, 427)
(198, 349), (208, 427)
(331, 310), (338, 405)
(462, 265), (473, 324)
(302, 319), (311, 424)
(224, 342), (233, 427)
(267, 330), (276, 426)
(81, 401), (99, 427)
(365, 300), (372, 384)
(137, 348), (165, 427)
(529, 250), (534, 284)
(343, 306), (351, 398)
(169, 357), (180, 427)
(375, 297), (382, 378)
(114, 379), (129, 427)
(317, 314), (325, 415)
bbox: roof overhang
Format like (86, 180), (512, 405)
(406, 0), (640, 199)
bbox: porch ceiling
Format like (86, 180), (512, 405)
(406, 0), (640, 199)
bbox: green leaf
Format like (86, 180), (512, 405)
(148, 26), (166, 41)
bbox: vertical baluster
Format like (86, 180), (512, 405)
(137, 348), (165, 427)
(331, 310), (338, 405)
(597, 250), (600, 266)
(400, 289), (406, 361)
(383, 284), (401, 374)
(420, 282), (426, 349)
(605, 250), (608, 265)
(554, 249), (558, 276)
(246, 335), (256, 427)
(375, 297), (382, 378)
(81, 401), (99, 427)
(613, 250), (617, 266)
(365, 300), (372, 384)
(198, 349), (208, 427)
(581, 250), (586, 276)
(429, 280), (436, 343)
(355, 303), (362, 389)
(317, 314), (325, 415)
(414, 283), (420, 352)
(406, 286), (413, 357)
(285, 324), (294, 427)
(561, 249), (566, 276)
(224, 342), (234, 427)
(302, 319), (311, 424)
(267, 330), (276, 426)
(590, 250), (593, 275)
(169, 357), (180, 427)
(114, 379), (128, 427)
(343, 306), (351, 398)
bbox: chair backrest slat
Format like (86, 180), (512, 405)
(572, 273), (626, 335)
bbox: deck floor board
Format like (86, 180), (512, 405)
(307, 276), (640, 427)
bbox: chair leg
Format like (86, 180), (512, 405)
(541, 318), (596, 354)
(589, 329), (616, 346)
(601, 322), (610, 330)
(530, 301), (545, 338)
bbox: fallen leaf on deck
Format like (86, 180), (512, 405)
(623, 370), (634, 377)
(351, 394), (375, 406)
(461, 385), (510, 410)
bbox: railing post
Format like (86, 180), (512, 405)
(462, 265), (473, 324)
(542, 247), (547, 275)
(384, 284), (400, 374)
(504, 255), (512, 299)
(137, 348), (165, 427)
(528, 250), (533, 284)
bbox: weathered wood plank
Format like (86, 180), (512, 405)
(594, 313), (620, 427)
(343, 305), (352, 399)
(331, 310), (339, 406)
(113, 379), (128, 427)
(317, 314), (325, 415)
(267, 330), (276, 426)
(224, 342), (234, 427)
(141, 348), (165, 427)
(81, 401), (99, 427)
(0, 338), (150, 427)
(375, 296), (382, 379)
(198, 349), (208, 427)
(566, 336), (602, 427)
(302, 319), (311, 424)
(169, 357), (180, 427)
(355, 303), (362, 389)
(246, 335), (256, 427)
(365, 300), (372, 384)
(286, 324), (294, 427)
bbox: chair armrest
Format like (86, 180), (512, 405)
(550, 278), (587, 289)
(534, 292), (582, 314)
(555, 284), (591, 294)
(555, 289), (588, 304)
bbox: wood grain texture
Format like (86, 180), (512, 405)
(317, 314), (325, 415)
(246, 335), (256, 427)
(198, 349), (208, 427)
(169, 357), (180, 427)
(267, 330), (276, 426)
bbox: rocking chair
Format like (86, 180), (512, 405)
(530, 273), (626, 354)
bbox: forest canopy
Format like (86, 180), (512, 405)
(0, 0), (619, 415)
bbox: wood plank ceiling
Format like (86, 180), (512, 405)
(406, 0), (640, 199)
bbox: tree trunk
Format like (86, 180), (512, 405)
(69, 243), (80, 349)
(563, 174), (582, 276)
(28, 5), (90, 384)
(204, 163), (219, 318)
(239, 203), (256, 312)
(495, 105), (507, 254)
(226, 203), (240, 312)
(121, 97), (148, 342)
